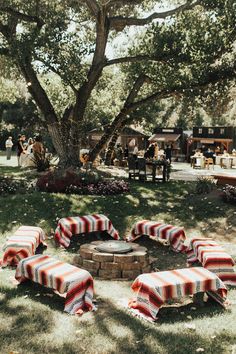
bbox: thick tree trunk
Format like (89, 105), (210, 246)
(105, 131), (119, 165)
(89, 75), (150, 163)
(48, 122), (81, 168)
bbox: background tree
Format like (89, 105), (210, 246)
(0, 0), (235, 166)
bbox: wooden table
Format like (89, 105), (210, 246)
(127, 220), (187, 253)
(129, 267), (228, 321)
(146, 160), (168, 182)
(1, 226), (46, 267)
(54, 214), (119, 248)
(190, 155), (205, 169)
(186, 238), (236, 286)
(15, 254), (95, 315)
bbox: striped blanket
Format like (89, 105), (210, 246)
(1, 226), (46, 267)
(127, 220), (187, 253)
(129, 267), (227, 321)
(15, 254), (95, 315)
(54, 214), (119, 248)
(187, 238), (236, 286)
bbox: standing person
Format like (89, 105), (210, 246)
(165, 145), (172, 163)
(5, 136), (13, 160)
(154, 143), (159, 159)
(33, 135), (44, 158)
(124, 144), (129, 159)
(21, 138), (35, 167)
(17, 134), (25, 166)
(148, 143), (155, 159)
(133, 144), (139, 159)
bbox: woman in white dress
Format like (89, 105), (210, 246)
(21, 138), (35, 167)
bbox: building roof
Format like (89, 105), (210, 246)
(149, 133), (181, 142)
(189, 137), (233, 142)
(89, 126), (148, 137)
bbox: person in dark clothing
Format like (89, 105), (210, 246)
(165, 145), (172, 163)
(148, 143), (155, 158)
(124, 144), (129, 159)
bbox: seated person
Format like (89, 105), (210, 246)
(194, 149), (202, 157)
(223, 149), (229, 156)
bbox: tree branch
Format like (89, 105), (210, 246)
(35, 55), (78, 94)
(88, 73), (149, 161)
(82, 0), (100, 18)
(128, 62), (236, 111)
(109, 1), (200, 31)
(0, 6), (44, 28)
(18, 57), (58, 125)
(105, 55), (169, 66)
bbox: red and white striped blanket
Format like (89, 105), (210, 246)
(129, 267), (227, 321)
(186, 238), (236, 286)
(127, 220), (187, 253)
(54, 214), (119, 248)
(1, 226), (46, 267)
(15, 254), (95, 315)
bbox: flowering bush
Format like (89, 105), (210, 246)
(36, 169), (129, 195)
(0, 177), (27, 195)
(221, 184), (236, 204)
(66, 180), (129, 195)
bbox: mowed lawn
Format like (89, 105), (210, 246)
(0, 166), (236, 354)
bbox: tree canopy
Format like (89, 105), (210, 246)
(0, 0), (235, 166)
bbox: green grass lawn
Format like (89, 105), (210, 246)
(0, 177), (236, 354)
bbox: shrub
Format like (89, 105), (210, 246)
(221, 184), (236, 204)
(31, 153), (52, 172)
(0, 177), (27, 195)
(195, 176), (216, 194)
(36, 169), (129, 195)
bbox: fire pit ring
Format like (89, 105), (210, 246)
(73, 240), (153, 280)
(96, 241), (133, 254)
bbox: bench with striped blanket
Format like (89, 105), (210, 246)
(127, 220), (187, 253)
(187, 238), (236, 286)
(15, 254), (95, 315)
(129, 267), (228, 321)
(54, 214), (119, 248)
(1, 226), (47, 267)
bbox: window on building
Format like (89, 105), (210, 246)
(208, 128), (214, 134)
(198, 128), (202, 134)
(220, 128), (225, 135)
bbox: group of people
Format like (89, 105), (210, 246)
(111, 142), (172, 164)
(5, 134), (44, 167)
(144, 143), (172, 163)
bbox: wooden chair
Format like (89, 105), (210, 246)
(205, 158), (214, 169)
(128, 156), (139, 180)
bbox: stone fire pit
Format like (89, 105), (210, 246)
(73, 240), (152, 280)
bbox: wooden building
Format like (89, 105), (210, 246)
(149, 127), (184, 159)
(187, 126), (236, 158)
(87, 126), (148, 150)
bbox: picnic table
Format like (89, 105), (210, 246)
(190, 155), (205, 169)
(145, 160), (168, 182)
(54, 214), (119, 248)
(15, 254), (95, 315)
(1, 226), (46, 267)
(127, 220), (187, 253)
(129, 267), (228, 321)
(187, 238), (236, 286)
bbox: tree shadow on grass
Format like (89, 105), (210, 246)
(0, 192), (73, 235)
(89, 299), (234, 354)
